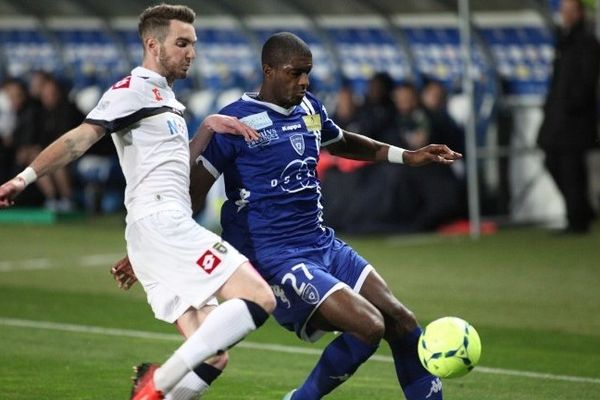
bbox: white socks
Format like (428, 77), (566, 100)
(164, 371), (209, 400)
(153, 298), (257, 393)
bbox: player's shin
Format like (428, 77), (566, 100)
(292, 333), (379, 400)
(154, 299), (269, 393)
(164, 362), (223, 400)
(388, 327), (443, 400)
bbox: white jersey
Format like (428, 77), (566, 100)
(86, 67), (191, 224)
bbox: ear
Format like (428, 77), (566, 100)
(145, 36), (159, 57)
(262, 64), (272, 77)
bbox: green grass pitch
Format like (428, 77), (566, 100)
(0, 216), (599, 399)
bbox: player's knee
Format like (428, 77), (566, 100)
(253, 285), (276, 314)
(360, 309), (386, 345)
(242, 298), (272, 328)
(385, 304), (418, 339)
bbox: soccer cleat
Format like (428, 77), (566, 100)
(131, 363), (164, 400)
(282, 389), (297, 400)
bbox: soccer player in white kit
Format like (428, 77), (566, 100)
(0, 4), (275, 400)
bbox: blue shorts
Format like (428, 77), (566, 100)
(261, 238), (372, 342)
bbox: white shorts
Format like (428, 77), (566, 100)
(126, 210), (248, 323)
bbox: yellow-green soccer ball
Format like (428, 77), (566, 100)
(418, 317), (482, 378)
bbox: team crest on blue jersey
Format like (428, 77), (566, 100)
(290, 134), (305, 156)
(301, 283), (320, 304)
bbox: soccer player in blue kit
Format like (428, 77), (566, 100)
(114, 32), (462, 399)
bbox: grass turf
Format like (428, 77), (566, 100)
(0, 216), (598, 399)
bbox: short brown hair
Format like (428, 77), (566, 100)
(138, 4), (195, 43)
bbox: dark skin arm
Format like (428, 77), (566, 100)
(326, 130), (462, 166)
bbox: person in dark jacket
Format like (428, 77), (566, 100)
(537, 0), (600, 233)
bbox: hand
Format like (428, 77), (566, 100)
(203, 114), (260, 142)
(0, 178), (26, 208)
(403, 144), (462, 167)
(111, 255), (138, 290)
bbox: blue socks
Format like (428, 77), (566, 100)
(388, 327), (443, 400)
(292, 333), (379, 400)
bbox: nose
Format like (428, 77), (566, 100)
(188, 46), (196, 60)
(299, 72), (309, 88)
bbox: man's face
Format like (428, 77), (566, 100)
(560, 0), (583, 30)
(267, 55), (312, 108)
(157, 20), (197, 83)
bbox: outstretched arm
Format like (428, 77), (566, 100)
(0, 123), (105, 207)
(326, 130), (462, 167)
(189, 114), (259, 161)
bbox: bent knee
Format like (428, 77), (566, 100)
(254, 286), (276, 314)
(360, 310), (386, 345)
(383, 304), (418, 339)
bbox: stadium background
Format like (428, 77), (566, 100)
(2, 0), (599, 229)
(0, 1), (599, 399)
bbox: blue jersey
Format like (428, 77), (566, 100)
(199, 92), (343, 277)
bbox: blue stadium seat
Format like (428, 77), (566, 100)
(477, 22), (553, 97)
(48, 18), (129, 90)
(0, 18), (62, 77)
(319, 17), (412, 95)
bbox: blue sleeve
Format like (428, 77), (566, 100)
(198, 134), (237, 178)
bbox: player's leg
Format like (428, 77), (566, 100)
(128, 214), (274, 400)
(271, 256), (384, 400)
(165, 305), (229, 400)
(149, 262), (275, 398)
(359, 269), (443, 400)
(290, 288), (384, 399)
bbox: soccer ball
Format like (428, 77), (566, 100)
(418, 316), (482, 378)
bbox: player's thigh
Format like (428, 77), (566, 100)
(216, 261), (275, 312)
(359, 269), (417, 336)
(311, 286), (385, 344)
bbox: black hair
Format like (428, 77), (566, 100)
(261, 32), (312, 68)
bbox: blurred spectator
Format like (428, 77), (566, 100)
(537, 0), (600, 234)
(389, 82), (431, 149)
(28, 70), (52, 104)
(37, 76), (82, 211)
(1, 78), (46, 206)
(355, 72), (396, 139)
(387, 82), (463, 232)
(332, 84), (360, 132)
(420, 79), (465, 154)
(0, 86), (16, 183)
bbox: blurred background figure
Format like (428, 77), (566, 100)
(537, 0), (600, 234)
(355, 72), (396, 139)
(37, 76), (82, 212)
(387, 82), (464, 232)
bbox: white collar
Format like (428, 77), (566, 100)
(132, 66), (170, 89)
(242, 92), (297, 116)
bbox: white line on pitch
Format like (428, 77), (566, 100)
(0, 253), (123, 272)
(0, 317), (598, 385)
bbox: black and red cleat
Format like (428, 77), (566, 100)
(130, 363), (164, 400)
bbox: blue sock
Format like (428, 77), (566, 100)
(292, 333), (379, 400)
(388, 327), (443, 400)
